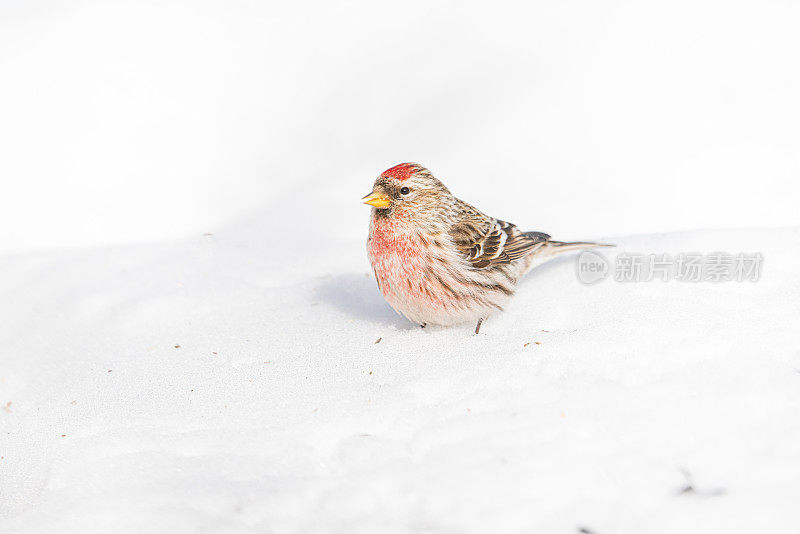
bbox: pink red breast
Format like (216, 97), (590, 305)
(368, 215), (445, 309)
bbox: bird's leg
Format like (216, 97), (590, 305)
(475, 318), (484, 334)
(420, 323), (427, 329)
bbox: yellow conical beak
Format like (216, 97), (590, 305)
(362, 192), (391, 208)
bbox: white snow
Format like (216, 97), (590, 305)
(2, 1), (800, 532)
(1, 220), (799, 533)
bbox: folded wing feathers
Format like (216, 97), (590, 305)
(449, 203), (551, 270)
(497, 220), (549, 262)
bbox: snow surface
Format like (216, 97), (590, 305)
(1, 218), (799, 533)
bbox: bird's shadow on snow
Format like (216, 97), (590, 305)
(314, 273), (410, 328)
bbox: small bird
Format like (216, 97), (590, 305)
(362, 163), (609, 334)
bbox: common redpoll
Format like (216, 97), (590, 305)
(363, 163), (609, 333)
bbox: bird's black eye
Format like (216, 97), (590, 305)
(400, 187), (410, 195)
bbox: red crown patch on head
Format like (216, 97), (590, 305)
(381, 163), (417, 181)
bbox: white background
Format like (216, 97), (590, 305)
(1, 0), (799, 254)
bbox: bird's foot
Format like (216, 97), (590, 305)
(475, 318), (484, 334)
(420, 323), (427, 329)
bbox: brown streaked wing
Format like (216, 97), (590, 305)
(497, 220), (549, 261)
(448, 202), (549, 269)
